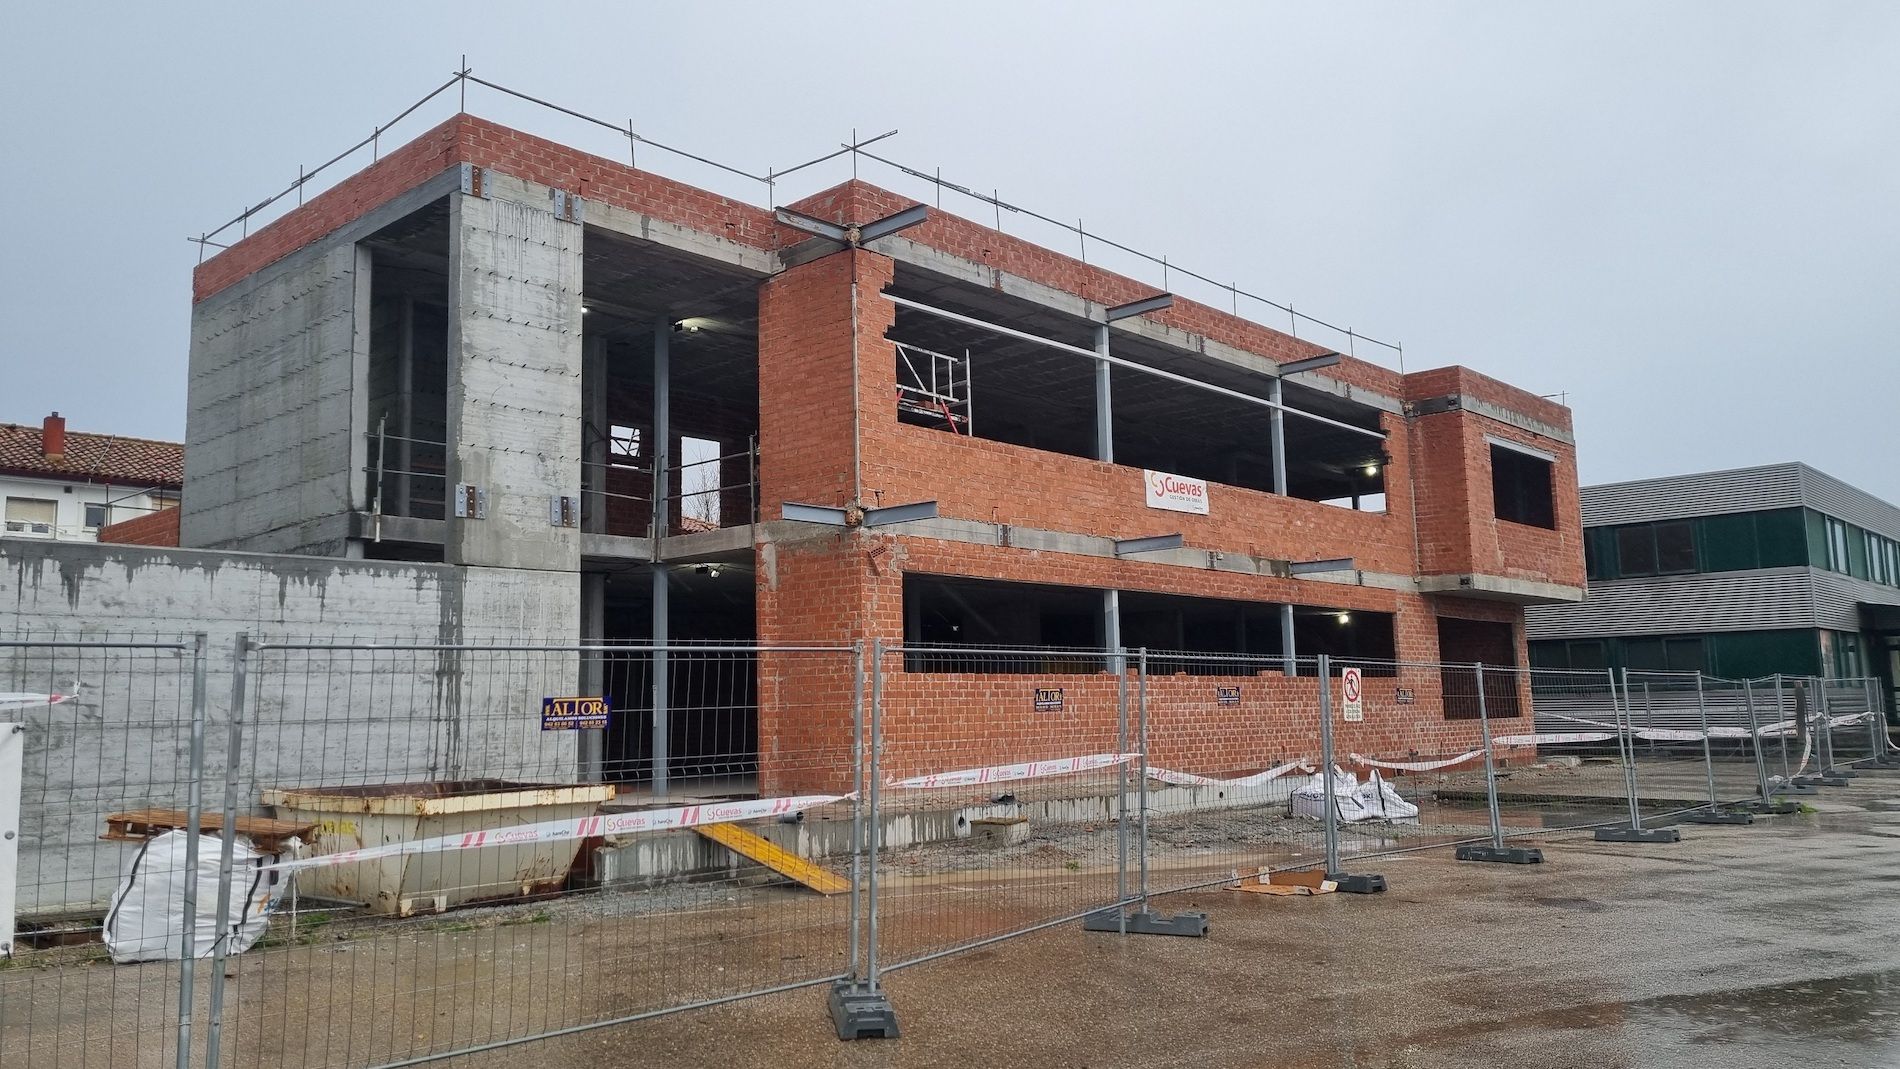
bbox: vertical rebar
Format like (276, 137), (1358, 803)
(1476, 664), (1504, 850)
(204, 633), (250, 1069)
(1742, 677), (1772, 802)
(1137, 647), (1151, 910)
(865, 638), (884, 990)
(847, 642), (864, 980)
(174, 634), (208, 1069)
(1695, 674), (1719, 811)
(1318, 654), (1340, 875)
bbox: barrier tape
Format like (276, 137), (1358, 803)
(1146, 758), (1314, 788)
(1494, 731), (1616, 746)
(261, 792), (851, 873)
(884, 752), (1141, 790)
(0, 692), (75, 709)
(1349, 751), (1482, 772)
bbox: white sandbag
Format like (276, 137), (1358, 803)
(102, 831), (288, 963)
(1290, 767), (1419, 823)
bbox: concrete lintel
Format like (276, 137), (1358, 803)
(486, 174), (778, 277)
(876, 235), (1405, 416)
(660, 525), (756, 559)
(1458, 394), (1575, 447)
(580, 532), (657, 561)
(1418, 573), (1585, 604)
(833, 513), (1419, 594)
(348, 512), (444, 545)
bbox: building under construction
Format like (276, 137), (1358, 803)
(172, 107), (1586, 793)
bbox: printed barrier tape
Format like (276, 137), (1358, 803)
(1146, 758), (1314, 788)
(1349, 751), (1482, 772)
(261, 792), (851, 873)
(0, 692), (75, 709)
(1494, 731), (1616, 746)
(885, 752), (1142, 790)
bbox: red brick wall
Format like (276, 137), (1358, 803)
(756, 252), (864, 515)
(95, 507), (180, 547)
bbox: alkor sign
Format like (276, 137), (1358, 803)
(1144, 470), (1209, 515)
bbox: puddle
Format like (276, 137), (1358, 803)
(1634, 968), (1900, 1045)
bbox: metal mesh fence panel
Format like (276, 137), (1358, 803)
(1502, 667), (1651, 841)
(1617, 670), (1724, 827)
(1819, 677), (1879, 771)
(1136, 652), (1331, 893)
(0, 635), (205, 1069)
(869, 644), (1134, 974)
(198, 641), (860, 1069)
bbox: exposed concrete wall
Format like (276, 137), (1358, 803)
(1, 539), (579, 915)
(182, 241), (364, 556)
(445, 181), (584, 571)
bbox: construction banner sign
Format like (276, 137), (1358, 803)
(542, 696), (610, 731)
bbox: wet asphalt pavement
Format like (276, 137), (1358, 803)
(523, 774), (1900, 1068)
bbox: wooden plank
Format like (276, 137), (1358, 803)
(101, 808), (316, 850)
(694, 822), (850, 896)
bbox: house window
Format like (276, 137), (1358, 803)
(1490, 443), (1555, 529)
(4, 497), (58, 537)
(1653, 521), (1697, 574)
(83, 503), (108, 529)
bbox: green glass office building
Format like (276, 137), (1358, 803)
(1526, 463), (1900, 715)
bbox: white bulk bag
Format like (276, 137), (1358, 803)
(102, 831), (288, 963)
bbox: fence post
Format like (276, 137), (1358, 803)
(1869, 678), (1897, 767)
(174, 634), (209, 1069)
(1597, 666), (1679, 843)
(1815, 680), (1853, 782)
(829, 640), (898, 1041)
(1318, 655), (1386, 893)
(1089, 647), (1210, 934)
(203, 633), (250, 1069)
(1457, 663), (1542, 864)
(1681, 674), (1752, 825)
(1740, 677), (1796, 814)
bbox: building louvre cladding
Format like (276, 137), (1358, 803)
(1526, 568), (1819, 639)
(1799, 465), (1900, 541)
(1812, 570), (1900, 630)
(1580, 463), (1803, 527)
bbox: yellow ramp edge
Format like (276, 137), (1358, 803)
(695, 821), (851, 896)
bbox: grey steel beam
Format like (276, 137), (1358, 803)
(782, 502), (851, 525)
(1105, 293), (1174, 322)
(1094, 324), (1114, 463)
(1114, 533), (1186, 557)
(858, 204), (930, 244)
(1279, 352), (1342, 376)
(862, 501), (940, 526)
(774, 207), (850, 244)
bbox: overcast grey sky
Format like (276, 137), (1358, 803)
(2, 2), (1895, 498)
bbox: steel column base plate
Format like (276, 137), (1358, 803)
(1595, 826), (1682, 843)
(1084, 909), (1210, 937)
(1455, 844), (1544, 864)
(1326, 872), (1388, 894)
(1679, 809), (1755, 825)
(829, 981), (899, 1041)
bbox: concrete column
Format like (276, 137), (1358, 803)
(650, 321), (672, 796)
(581, 335), (607, 534)
(579, 572), (605, 781)
(345, 245), (374, 559)
(394, 299), (415, 518)
(651, 323), (671, 545)
(444, 188), (583, 571)
(651, 564), (670, 796)
(1094, 324), (1114, 463)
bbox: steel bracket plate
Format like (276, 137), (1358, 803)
(829, 981), (899, 1041)
(452, 485), (487, 519)
(1084, 909), (1209, 937)
(1455, 844), (1544, 864)
(1679, 810), (1755, 825)
(1594, 826), (1682, 843)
